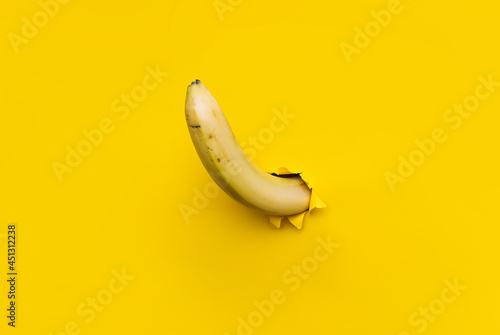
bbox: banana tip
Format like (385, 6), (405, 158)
(189, 79), (202, 87)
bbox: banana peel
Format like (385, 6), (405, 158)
(185, 80), (326, 229)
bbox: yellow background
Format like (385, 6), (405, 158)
(1, 0), (499, 334)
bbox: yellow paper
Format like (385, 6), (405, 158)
(1, 1), (499, 335)
(268, 167), (326, 229)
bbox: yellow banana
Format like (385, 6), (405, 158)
(185, 80), (312, 217)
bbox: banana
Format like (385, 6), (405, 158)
(185, 79), (312, 217)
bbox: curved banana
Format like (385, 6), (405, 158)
(185, 79), (311, 216)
